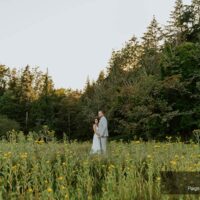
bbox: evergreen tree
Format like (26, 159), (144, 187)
(42, 69), (54, 96)
(0, 65), (8, 96)
(140, 16), (163, 75)
(7, 68), (19, 92)
(142, 16), (163, 50)
(19, 65), (34, 103)
(29, 69), (54, 130)
(165, 0), (186, 45)
(96, 70), (105, 85)
(188, 0), (200, 41)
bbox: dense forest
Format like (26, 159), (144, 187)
(0, 0), (200, 141)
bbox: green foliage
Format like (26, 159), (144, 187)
(0, 115), (20, 137)
(0, 0), (200, 141)
(0, 65), (9, 96)
(161, 42), (200, 78)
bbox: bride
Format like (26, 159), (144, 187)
(90, 118), (102, 154)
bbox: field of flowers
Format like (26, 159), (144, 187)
(0, 135), (199, 200)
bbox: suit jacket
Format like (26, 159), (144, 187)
(98, 116), (109, 137)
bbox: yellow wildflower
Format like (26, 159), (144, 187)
(174, 154), (179, 159)
(62, 162), (66, 166)
(60, 186), (65, 190)
(147, 155), (152, 159)
(28, 188), (33, 193)
(57, 176), (64, 181)
(156, 177), (161, 181)
(108, 164), (115, 170)
(12, 165), (17, 171)
(170, 160), (177, 165)
(47, 187), (53, 193)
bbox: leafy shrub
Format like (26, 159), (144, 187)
(0, 115), (20, 137)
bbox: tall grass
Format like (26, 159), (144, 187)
(0, 135), (199, 200)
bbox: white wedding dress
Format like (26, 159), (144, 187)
(90, 126), (102, 154)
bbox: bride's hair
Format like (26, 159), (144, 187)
(94, 117), (99, 123)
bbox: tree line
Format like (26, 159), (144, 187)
(0, 0), (200, 141)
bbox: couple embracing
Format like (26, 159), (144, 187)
(90, 110), (109, 154)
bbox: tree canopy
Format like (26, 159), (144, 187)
(0, 0), (200, 141)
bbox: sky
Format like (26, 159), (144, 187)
(0, 0), (192, 90)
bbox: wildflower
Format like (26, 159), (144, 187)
(60, 186), (65, 190)
(57, 176), (64, 181)
(28, 188), (33, 193)
(20, 153), (28, 159)
(108, 164), (115, 170)
(181, 155), (185, 159)
(156, 177), (161, 181)
(47, 187), (53, 193)
(3, 152), (12, 158)
(35, 140), (44, 144)
(170, 160), (177, 165)
(39, 140), (44, 144)
(12, 165), (17, 171)
(174, 154), (179, 159)
(147, 155), (152, 159)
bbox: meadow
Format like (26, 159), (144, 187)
(0, 134), (200, 200)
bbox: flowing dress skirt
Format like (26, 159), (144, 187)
(90, 133), (102, 154)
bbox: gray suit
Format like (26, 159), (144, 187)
(97, 116), (108, 153)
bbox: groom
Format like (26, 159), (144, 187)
(96, 110), (109, 154)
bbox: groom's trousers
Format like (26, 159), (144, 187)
(100, 137), (108, 153)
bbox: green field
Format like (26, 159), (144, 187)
(0, 138), (199, 200)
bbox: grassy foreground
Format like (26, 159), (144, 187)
(0, 138), (199, 200)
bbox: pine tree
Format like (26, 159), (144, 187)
(165, 0), (185, 44)
(140, 16), (163, 75)
(20, 65), (34, 103)
(120, 36), (140, 70)
(42, 69), (54, 97)
(188, 0), (200, 41)
(107, 50), (123, 75)
(84, 76), (93, 95)
(96, 70), (105, 84)
(141, 16), (163, 50)
(8, 68), (19, 92)
(32, 67), (45, 100)
(39, 69), (54, 126)
(0, 65), (8, 96)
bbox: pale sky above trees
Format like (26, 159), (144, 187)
(0, 0), (191, 90)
